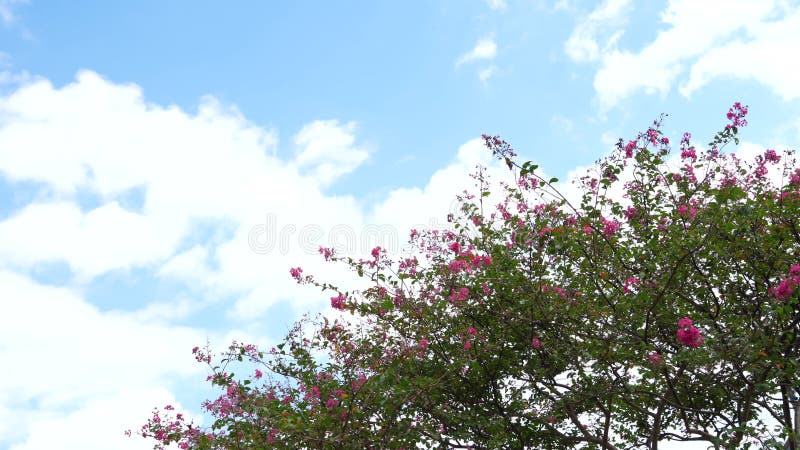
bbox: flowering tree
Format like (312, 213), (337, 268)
(139, 104), (800, 449)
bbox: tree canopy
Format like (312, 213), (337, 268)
(140, 104), (800, 449)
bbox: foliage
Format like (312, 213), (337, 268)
(139, 104), (800, 449)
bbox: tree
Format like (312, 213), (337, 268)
(139, 104), (800, 449)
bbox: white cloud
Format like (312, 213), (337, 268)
(0, 0), (26, 26)
(0, 70), (527, 448)
(566, 0), (800, 109)
(0, 71), (372, 285)
(485, 0), (507, 11)
(564, 0), (631, 62)
(457, 37), (498, 66)
(292, 120), (370, 187)
(0, 270), (208, 449)
(7, 388), (194, 450)
(680, 7), (800, 100)
(478, 65), (496, 83)
(0, 201), (173, 280)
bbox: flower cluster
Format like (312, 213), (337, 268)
(770, 265), (800, 301)
(676, 317), (703, 348)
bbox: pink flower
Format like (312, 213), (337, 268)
(254, 369), (263, 379)
(623, 277), (639, 294)
(764, 149), (780, 163)
(677, 204), (698, 221)
(448, 287), (470, 304)
(448, 260), (467, 274)
(770, 276), (798, 301)
(726, 102), (749, 128)
(371, 246), (382, 259)
(289, 267), (303, 282)
(624, 140), (637, 158)
(531, 338), (542, 349)
(790, 169), (800, 185)
(600, 217), (620, 236)
(419, 338), (429, 350)
(463, 341), (472, 350)
(676, 317), (703, 348)
(647, 353), (663, 365)
(318, 246), (333, 261)
(468, 326), (478, 336)
(646, 128), (659, 145)
(680, 147), (697, 162)
(330, 294), (347, 311)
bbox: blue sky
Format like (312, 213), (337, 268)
(1, 1), (799, 448)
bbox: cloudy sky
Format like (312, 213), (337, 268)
(1, 1), (799, 449)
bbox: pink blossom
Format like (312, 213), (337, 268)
(419, 338), (429, 350)
(330, 294), (347, 311)
(289, 267), (303, 282)
(448, 260), (467, 274)
(790, 169), (800, 185)
(647, 353), (662, 365)
(624, 139), (637, 158)
(770, 267), (800, 301)
(268, 428), (279, 444)
(677, 204), (698, 221)
(254, 369), (263, 379)
(726, 101), (749, 128)
(646, 128), (659, 145)
(770, 279), (796, 301)
(623, 206), (638, 222)
(680, 147), (697, 162)
(531, 338), (542, 349)
(676, 317), (703, 348)
(468, 326), (478, 336)
(448, 287), (470, 304)
(764, 149), (780, 163)
(623, 277), (639, 294)
(600, 217), (620, 236)
(318, 246), (333, 261)
(463, 341), (472, 350)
